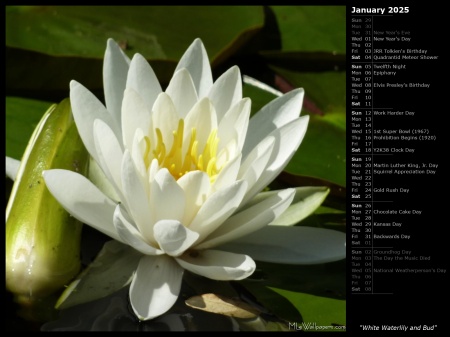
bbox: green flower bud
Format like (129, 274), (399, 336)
(6, 98), (89, 303)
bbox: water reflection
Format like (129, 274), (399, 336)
(41, 284), (240, 331)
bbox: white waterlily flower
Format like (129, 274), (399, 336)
(42, 38), (345, 321)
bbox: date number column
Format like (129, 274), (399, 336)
(350, 14), (374, 294)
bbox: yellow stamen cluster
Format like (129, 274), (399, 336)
(145, 119), (221, 182)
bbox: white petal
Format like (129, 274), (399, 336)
(189, 180), (247, 242)
(93, 119), (124, 198)
(242, 116), (309, 205)
(237, 135), (275, 194)
(121, 150), (154, 239)
(130, 255), (184, 321)
(150, 168), (186, 223)
(130, 128), (149, 182)
(113, 204), (162, 255)
(5, 156), (20, 180)
(197, 188), (295, 249)
(88, 157), (120, 202)
(270, 186), (330, 226)
(243, 74), (283, 97)
(42, 169), (120, 241)
(148, 158), (159, 182)
(177, 171), (211, 226)
(208, 66), (242, 122)
(121, 88), (151, 150)
(126, 53), (162, 111)
(165, 68), (198, 119)
(153, 220), (199, 257)
(183, 97), (217, 151)
(242, 88), (304, 158)
(265, 116), (309, 174)
(151, 92), (179, 150)
(216, 137), (238, 171)
(103, 38), (130, 130)
(211, 153), (242, 192)
(70, 80), (120, 163)
(217, 226), (346, 264)
(175, 38), (213, 98)
(217, 98), (251, 153)
(176, 250), (255, 281)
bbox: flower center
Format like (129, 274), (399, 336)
(144, 119), (221, 182)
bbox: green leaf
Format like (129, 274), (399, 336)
(6, 6), (264, 60)
(6, 6), (264, 99)
(234, 282), (303, 324)
(240, 259), (346, 328)
(268, 6), (346, 53)
(269, 288), (346, 331)
(259, 50), (346, 73)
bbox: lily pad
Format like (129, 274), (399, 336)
(240, 259), (346, 328)
(6, 6), (264, 60)
(269, 288), (346, 331)
(269, 6), (346, 53)
(6, 6), (264, 100)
